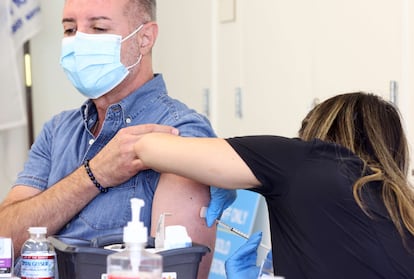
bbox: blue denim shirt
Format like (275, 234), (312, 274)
(15, 74), (215, 242)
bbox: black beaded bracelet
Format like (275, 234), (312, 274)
(83, 159), (108, 193)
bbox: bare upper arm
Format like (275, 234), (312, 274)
(150, 173), (214, 238)
(151, 173), (216, 279)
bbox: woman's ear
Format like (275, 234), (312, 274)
(138, 22), (158, 55)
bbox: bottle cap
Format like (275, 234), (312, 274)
(28, 227), (47, 234)
(124, 198), (147, 243)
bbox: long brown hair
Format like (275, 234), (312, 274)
(298, 92), (414, 242)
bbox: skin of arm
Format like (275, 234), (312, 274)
(0, 167), (99, 258)
(151, 173), (215, 279)
(134, 133), (261, 191)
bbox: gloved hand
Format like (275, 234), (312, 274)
(205, 186), (237, 227)
(225, 231), (262, 279)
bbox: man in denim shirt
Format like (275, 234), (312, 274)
(0, 1), (223, 278)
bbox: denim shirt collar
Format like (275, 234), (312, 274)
(80, 74), (167, 126)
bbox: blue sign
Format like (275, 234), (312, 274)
(208, 190), (261, 279)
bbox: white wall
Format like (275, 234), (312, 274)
(0, 125), (28, 201)
(0, 48), (30, 201)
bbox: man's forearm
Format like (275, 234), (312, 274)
(0, 166), (100, 257)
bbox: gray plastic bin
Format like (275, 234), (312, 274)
(48, 235), (209, 279)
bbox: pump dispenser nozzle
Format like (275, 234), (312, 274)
(107, 198), (163, 277)
(131, 198), (143, 223)
(124, 198), (147, 244)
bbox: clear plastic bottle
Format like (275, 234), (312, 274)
(20, 227), (56, 279)
(107, 198), (162, 279)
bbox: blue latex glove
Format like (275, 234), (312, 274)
(225, 231), (262, 279)
(206, 186), (237, 227)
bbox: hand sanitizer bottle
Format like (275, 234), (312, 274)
(107, 198), (162, 279)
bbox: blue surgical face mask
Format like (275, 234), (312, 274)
(60, 24), (144, 99)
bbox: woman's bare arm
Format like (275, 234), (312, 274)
(134, 133), (260, 189)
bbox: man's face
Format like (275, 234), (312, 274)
(61, 0), (140, 69)
(62, 0), (130, 37)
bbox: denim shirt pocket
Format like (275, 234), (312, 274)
(79, 176), (140, 230)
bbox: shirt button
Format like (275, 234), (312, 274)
(125, 117), (132, 124)
(89, 139), (95, 145)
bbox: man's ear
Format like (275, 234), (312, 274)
(138, 22), (158, 55)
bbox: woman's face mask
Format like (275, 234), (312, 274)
(60, 24), (144, 99)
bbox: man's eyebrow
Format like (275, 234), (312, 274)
(89, 16), (112, 21)
(61, 16), (112, 24)
(62, 18), (75, 24)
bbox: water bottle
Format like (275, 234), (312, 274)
(20, 227), (56, 279)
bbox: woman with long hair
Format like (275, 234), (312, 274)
(134, 92), (414, 278)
